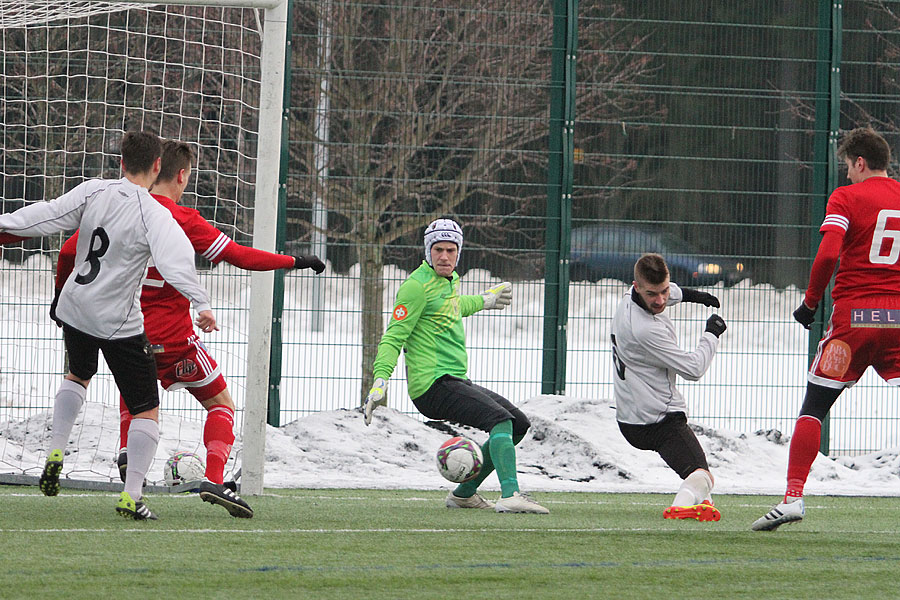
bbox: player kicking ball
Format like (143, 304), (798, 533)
(611, 253), (727, 522)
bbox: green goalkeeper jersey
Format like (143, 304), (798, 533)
(372, 260), (484, 399)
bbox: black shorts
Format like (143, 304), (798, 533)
(63, 325), (160, 415)
(618, 412), (708, 479)
(412, 375), (530, 436)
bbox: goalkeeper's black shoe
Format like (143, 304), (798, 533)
(199, 481), (254, 518)
(39, 449), (64, 496)
(116, 491), (158, 521)
(117, 448), (128, 483)
(116, 449), (147, 488)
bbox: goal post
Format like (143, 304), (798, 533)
(0, 0), (288, 496)
(241, 0), (288, 497)
(115, 0), (288, 496)
(128, 0), (292, 498)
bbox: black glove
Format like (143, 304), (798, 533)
(704, 314), (727, 338)
(793, 302), (816, 330)
(680, 287), (720, 308)
(291, 255), (325, 274)
(49, 287), (63, 328)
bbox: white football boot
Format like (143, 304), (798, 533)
(752, 497), (805, 531)
(494, 492), (550, 514)
(445, 492), (495, 509)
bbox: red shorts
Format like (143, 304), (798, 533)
(153, 334), (227, 402)
(809, 297), (900, 388)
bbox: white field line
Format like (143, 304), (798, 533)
(3, 527), (900, 536)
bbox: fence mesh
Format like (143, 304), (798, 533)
(4, 0), (900, 456)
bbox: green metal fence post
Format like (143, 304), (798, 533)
(810, 0), (842, 454)
(541, 0), (564, 394)
(267, 0), (296, 427)
(541, 0), (577, 395)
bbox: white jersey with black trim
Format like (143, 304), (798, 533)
(0, 177), (211, 339)
(610, 282), (719, 425)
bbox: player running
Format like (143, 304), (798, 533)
(0, 130), (214, 520)
(362, 218), (548, 513)
(754, 127), (900, 531)
(53, 139), (325, 518)
(611, 253), (727, 522)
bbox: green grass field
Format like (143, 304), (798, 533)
(1, 488), (898, 599)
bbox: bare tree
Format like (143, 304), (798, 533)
(289, 0), (659, 402)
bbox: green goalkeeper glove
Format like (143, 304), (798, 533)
(481, 282), (512, 310)
(364, 378), (388, 426)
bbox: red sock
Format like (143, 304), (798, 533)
(784, 415), (822, 501)
(119, 396), (132, 451)
(203, 404), (235, 484)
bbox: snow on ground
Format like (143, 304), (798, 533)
(5, 394), (900, 498)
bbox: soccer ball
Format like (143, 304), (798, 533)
(164, 451), (206, 486)
(436, 436), (483, 483)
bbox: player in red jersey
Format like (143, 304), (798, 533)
(55, 140), (325, 517)
(753, 127), (900, 531)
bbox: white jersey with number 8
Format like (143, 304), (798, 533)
(0, 177), (210, 339)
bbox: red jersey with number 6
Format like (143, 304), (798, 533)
(820, 177), (900, 302)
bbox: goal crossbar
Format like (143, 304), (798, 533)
(128, 0), (283, 7)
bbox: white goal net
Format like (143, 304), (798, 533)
(0, 2), (268, 490)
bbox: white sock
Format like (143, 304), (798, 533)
(672, 470), (713, 507)
(49, 379), (87, 452)
(124, 418), (159, 500)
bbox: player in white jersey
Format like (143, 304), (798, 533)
(0, 131), (215, 520)
(611, 253), (727, 521)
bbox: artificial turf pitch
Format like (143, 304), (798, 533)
(1, 488), (897, 599)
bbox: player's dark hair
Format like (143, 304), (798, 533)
(120, 131), (162, 175)
(634, 253), (669, 285)
(157, 140), (195, 183)
(837, 127), (891, 172)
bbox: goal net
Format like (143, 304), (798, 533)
(0, 2), (266, 490)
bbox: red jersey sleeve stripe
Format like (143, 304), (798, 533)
(202, 232), (231, 262)
(821, 214), (849, 232)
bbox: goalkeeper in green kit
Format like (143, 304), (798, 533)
(363, 219), (549, 514)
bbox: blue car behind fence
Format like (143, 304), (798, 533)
(569, 225), (748, 286)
